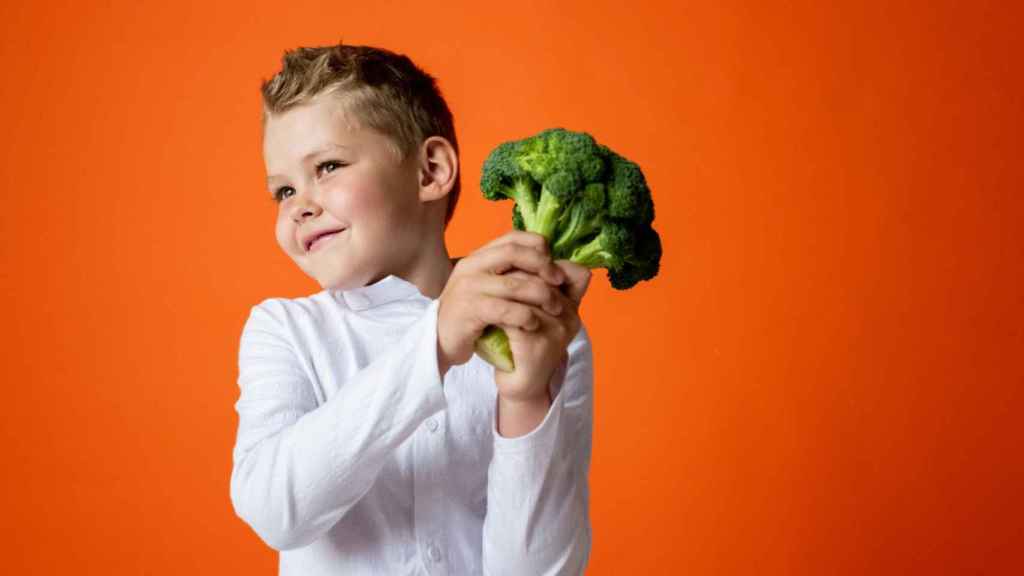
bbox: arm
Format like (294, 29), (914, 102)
(229, 298), (446, 551)
(482, 325), (594, 575)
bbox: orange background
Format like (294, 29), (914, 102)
(2, 0), (1021, 573)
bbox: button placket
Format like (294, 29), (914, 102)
(413, 410), (448, 572)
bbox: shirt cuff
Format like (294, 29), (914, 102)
(491, 354), (570, 453)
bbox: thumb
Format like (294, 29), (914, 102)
(553, 260), (591, 305)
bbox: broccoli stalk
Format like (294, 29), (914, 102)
(551, 182), (606, 259)
(475, 128), (662, 372)
(531, 171), (579, 240)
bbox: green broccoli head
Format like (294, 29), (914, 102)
(480, 142), (515, 198)
(479, 126), (661, 285)
(516, 128), (606, 184)
(606, 151), (654, 225)
(480, 140), (539, 224)
(476, 127), (664, 372)
(568, 220), (633, 270)
(608, 225), (662, 289)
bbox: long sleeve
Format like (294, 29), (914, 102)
(481, 324), (594, 575)
(229, 298), (446, 551)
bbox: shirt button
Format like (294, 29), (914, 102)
(426, 418), (439, 433)
(427, 543), (442, 562)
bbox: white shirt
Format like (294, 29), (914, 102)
(230, 274), (593, 575)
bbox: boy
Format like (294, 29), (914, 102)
(230, 43), (594, 575)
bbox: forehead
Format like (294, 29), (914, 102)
(262, 96), (365, 180)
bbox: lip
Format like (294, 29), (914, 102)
(304, 228), (345, 252)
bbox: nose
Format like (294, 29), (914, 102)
(288, 189), (322, 223)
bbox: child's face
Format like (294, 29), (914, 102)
(263, 94), (428, 291)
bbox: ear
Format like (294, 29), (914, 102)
(416, 136), (458, 204)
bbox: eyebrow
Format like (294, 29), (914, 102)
(266, 144), (350, 183)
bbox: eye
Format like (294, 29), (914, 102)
(316, 160), (345, 177)
(270, 160), (346, 203)
(272, 187), (294, 203)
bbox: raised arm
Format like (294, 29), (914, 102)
(482, 324), (594, 575)
(229, 298), (445, 551)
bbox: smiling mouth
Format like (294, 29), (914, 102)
(307, 229), (345, 253)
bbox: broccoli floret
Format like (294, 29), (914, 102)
(568, 220), (634, 269)
(477, 127), (663, 371)
(480, 141), (539, 227)
(482, 128), (612, 241)
(606, 151), (654, 225)
(608, 225), (662, 289)
(530, 170), (580, 239)
(516, 128), (605, 184)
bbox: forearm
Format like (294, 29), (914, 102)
(483, 330), (593, 575)
(231, 365), (444, 550)
(483, 383), (590, 575)
(230, 300), (446, 551)
(496, 387), (552, 438)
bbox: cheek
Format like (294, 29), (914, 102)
(339, 185), (404, 223)
(274, 217), (295, 251)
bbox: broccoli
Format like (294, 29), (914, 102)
(476, 127), (663, 372)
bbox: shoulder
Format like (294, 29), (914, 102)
(241, 291), (341, 340)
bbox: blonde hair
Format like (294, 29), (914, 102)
(260, 41), (461, 226)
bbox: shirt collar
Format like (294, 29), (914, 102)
(332, 274), (426, 311)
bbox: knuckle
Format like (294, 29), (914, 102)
(548, 289), (565, 308)
(527, 232), (548, 250)
(513, 305), (533, 327)
(525, 251), (550, 271)
(501, 275), (521, 292)
(544, 288), (559, 308)
(500, 243), (520, 261)
(515, 240), (544, 258)
(559, 316), (574, 335)
(499, 301), (522, 324)
(451, 276), (468, 296)
(540, 286), (555, 304)
(526, 277), (548, 297)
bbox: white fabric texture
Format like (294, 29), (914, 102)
(230, 274), (593, 575)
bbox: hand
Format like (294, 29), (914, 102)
(493, 260), (592, 405)
(437, 231), (567, 376)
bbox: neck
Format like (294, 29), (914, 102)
(394, 240), (455, 300)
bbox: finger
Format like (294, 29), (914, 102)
(553, 260), (592, 305)
(479, 271), (565, 317)
(502, 270), (580, 321)
(477, 294), (541, 332)
(464, 242), (565, 285)
(477, 230), (550, 256)
(514, 303), (580, 344)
